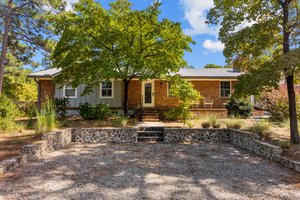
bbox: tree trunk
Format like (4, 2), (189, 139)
(282, 1), (299, 144)
(0, 0), (13, 95)
(123, 79), (130, 116)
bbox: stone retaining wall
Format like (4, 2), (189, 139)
(0, 127), (299, 175)
(72, 128), (138, 143)
(164, 128), (229, 143)
(0, 129), (72, 175)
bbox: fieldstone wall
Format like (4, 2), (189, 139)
(0, 129), (72, 175)
(164, 128), (229, 143)
(72, 128), (138, 143)
(164, 128), (283, 160)
(1, 127), (299, 174)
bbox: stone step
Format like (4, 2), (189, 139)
(138, 126), (164, 131)
(138, 131), (164, 137)
(142, 115), (159, 119)
(142, 118), (160, 122)
(138, 136), (164, 142)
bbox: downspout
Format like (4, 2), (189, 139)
(34, 78), (41, 110)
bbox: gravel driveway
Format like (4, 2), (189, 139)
(0, 143), (299, 199)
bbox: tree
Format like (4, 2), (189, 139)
(207, 0), (300, 144)
(51, 0), (193, 115)
(165, 75), (202, 125)
(0, 0), (65, 95)
(204, 64), (222, 68)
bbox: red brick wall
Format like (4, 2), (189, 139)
(127, 80), (142, 108)
(39, 80), (55, 103)
(126, 79), (236, 109)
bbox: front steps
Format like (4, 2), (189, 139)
(137, 127), (164, 142)
(142, 109), (159, 122)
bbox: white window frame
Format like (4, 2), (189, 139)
(100, 80), (114, 98)
(63, 85), (77, 98)
(219, 81), (231, 98)
(167, 82), (176, 98)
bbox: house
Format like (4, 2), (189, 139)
(28, 68), (243, 119)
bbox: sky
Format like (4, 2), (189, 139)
(35, 0), (226, 69)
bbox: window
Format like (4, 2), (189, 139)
(63, 85), (77, 98)
(220, 81), (231, 98)
(167, 82), (176, 97)
(100, 81), (114, 98)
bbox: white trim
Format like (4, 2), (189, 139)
(142, 80), (155, 107)
(167, 82), (176, 98)
(63, 85), (77, 98)
(219, 81), (231, 98)
(100, 80), (114, 98)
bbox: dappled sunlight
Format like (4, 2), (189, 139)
(0, 143), (299, 199)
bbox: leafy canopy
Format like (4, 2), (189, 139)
(51, 0), (194, 93)
(207, 0), (300, 95)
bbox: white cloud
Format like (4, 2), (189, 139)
(179, 0), (217, 36)
(65, 0), (78, 11)
(202, 39), (224, 52)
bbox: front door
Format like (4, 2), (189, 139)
(142, 81), (155, 107)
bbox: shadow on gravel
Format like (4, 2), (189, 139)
(0, 143), (299, 199)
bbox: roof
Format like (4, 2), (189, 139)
(175, 68), (243, 79)
(28, 68), (61, 78)
(28, 67), (243, 79)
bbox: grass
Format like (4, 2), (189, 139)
(208, 115), (221, 128)
(246, 120), (271, 139)
(225, 119), (243, 129)
(35, 98), (57, 135)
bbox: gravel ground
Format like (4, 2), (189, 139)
(0, 143), (299, 200)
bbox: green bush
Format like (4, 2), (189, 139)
(225, 96), (253, 118)
(0, 95), (18, 132)
(247, 120), (271, 139)
(79, 103), (110, 120)
(54, 97), (70, 119)
(208, 115), (221, 128)
(35, 98), (57, 135)
(225, 119), (243, 129)
(164, 75), (202, 125)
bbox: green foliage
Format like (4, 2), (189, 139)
(0, 95), (18, 132)
(204, 64), (222, 68)
(35, 98), (57, 135)
(225, 119), (243, 130)
(247, 120), (271, 139)
(51, 0), (193, 114)
(225, 96), (253, 118)
(54, 97), (70, 119)
(260, 84), (300, 121)
(208, 115), (221, 128)
(79, 103), (110, 120)
(207, 0), (300, 143)
(201, 122), (211, 128)
(3, 66), (38, 102)
(111, 116), (130, 127)
(165, 76), (201, 124)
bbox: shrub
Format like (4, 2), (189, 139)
(54, 97), (70, 119)
(225, 119), (243, 129)
(35, 98), (57, 135)
(225, 96), (253, 118)
(247, 120), (271, 139)
(208, 115), (221, 128)
(79, 102), (110, 120)
(164, 75), (202, 125)
(0, 95), (18, 132)
(260, 84), (300, 121)
(111, 116), (129, 127)
(201, 122), (210, 128)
